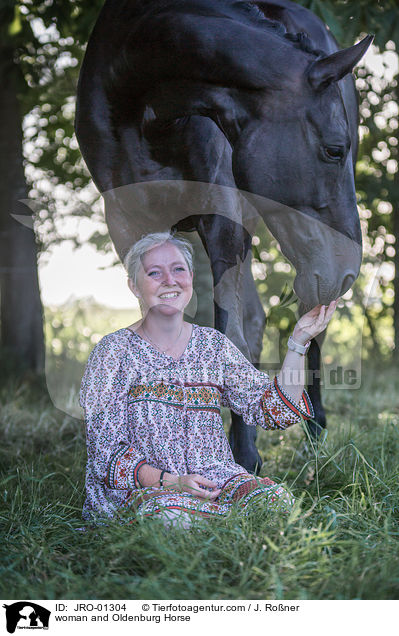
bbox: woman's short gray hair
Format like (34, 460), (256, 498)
(124, 231), (194, 286)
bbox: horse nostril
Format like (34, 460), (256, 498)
(341, 273), (355, 295)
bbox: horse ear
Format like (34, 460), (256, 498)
(307, 34), (374, 91)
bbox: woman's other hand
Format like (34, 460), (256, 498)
(165, 473), (221, 500)
(292, 299), (339, 345)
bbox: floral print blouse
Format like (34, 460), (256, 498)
(79, 324), (314, 523)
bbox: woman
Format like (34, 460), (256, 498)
(80, 231), (337, 528)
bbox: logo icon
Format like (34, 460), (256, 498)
(3, 602), (50, 633)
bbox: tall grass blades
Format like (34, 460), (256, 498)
(0, 363), (398, 599)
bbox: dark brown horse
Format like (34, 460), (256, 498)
(75, 0), (372, 472)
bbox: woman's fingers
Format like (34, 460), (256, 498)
(321, 300), (338, 325)
(190, 483), (221, 500)
(316, 300), (339, 321)
(199, 488), (221, 500)
(194, 475), (219, 488)
(296, 299), (339, 340)
(176, 474), (222, 499)
(306, 304), (323, 317)
(317, 304), (326, 322)
(314, 301), (338, 333)
(191, 475), (221, 499)
(326, 300), (338, 318)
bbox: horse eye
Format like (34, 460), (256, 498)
(324, 145), (344, 160)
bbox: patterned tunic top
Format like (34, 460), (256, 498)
(79, 324), (314, 523)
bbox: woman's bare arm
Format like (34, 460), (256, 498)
(277, 300), (338, 405)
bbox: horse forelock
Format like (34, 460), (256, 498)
(103, 0), (327, 96)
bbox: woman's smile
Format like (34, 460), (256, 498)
(158, 291), (180, 299)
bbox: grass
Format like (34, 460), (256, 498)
(1, 362), (399, 600)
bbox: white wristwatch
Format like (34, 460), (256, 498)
(287, 335), (311, 355)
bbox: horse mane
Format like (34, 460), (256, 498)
(105, 0), (327, 94)
(231, 1), (326, 57)
(283, 31), (326, 57)
(179, 0), (328, 58)
(119, 0), (328, 56)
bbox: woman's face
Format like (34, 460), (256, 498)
(129, 242), (193, 316)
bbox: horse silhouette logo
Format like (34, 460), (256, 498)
(3, 602), (50, 633)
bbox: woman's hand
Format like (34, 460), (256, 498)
(165, 473), (221, 500)
(292, 299), (339, 346)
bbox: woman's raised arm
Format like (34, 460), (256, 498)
(221, 335), (313, 431)
(277, 300), (338, 404)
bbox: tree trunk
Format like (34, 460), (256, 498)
(0, 47), (45, 375)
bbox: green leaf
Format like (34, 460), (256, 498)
(317, 2), (345, 43)
(8, 4), (22, 36)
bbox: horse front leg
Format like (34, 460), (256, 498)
(197, 215), (263, 474)
(306, 332), (327, 439)
(229, 411), (262, 474)
(228, 250), (265, 474)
